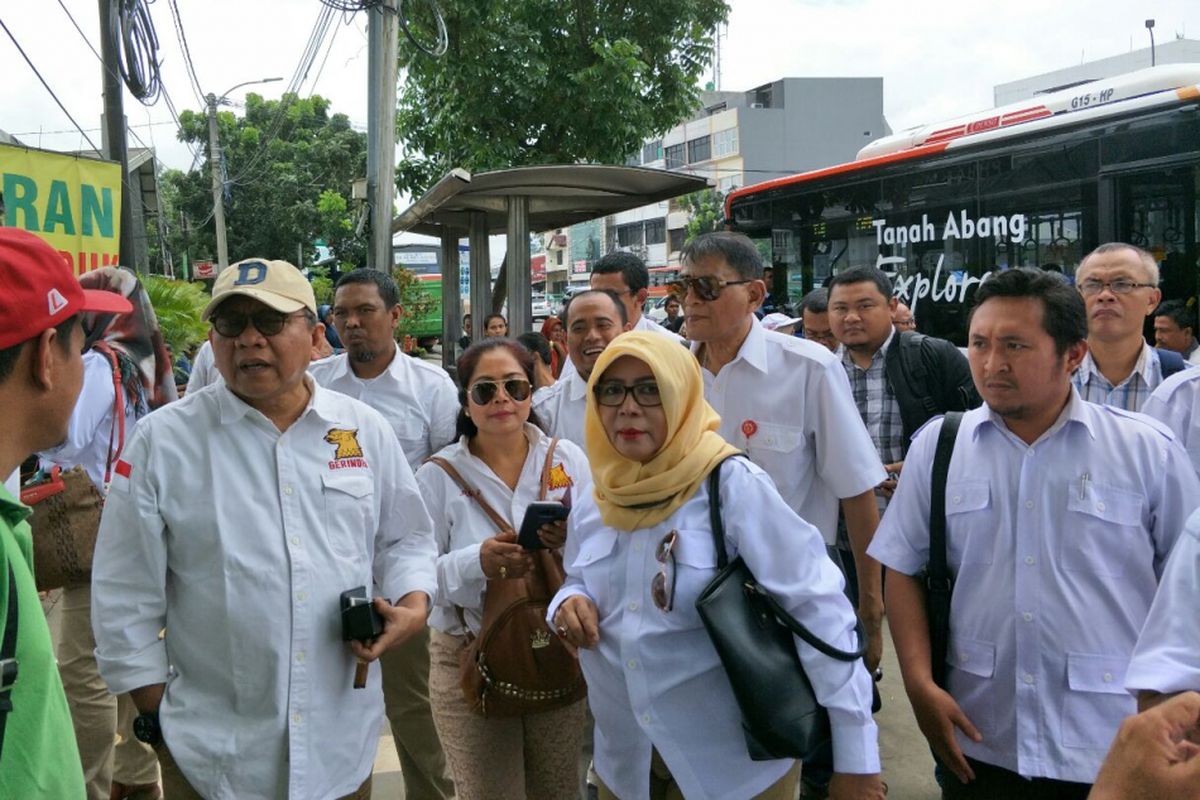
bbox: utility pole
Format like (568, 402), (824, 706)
(99, 0), (135, 268)
(206, 93), (231, 272)
(366, 0), (399, 271)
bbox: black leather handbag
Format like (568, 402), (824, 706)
(695, 456), (866, 762)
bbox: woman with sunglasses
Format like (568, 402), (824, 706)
(414, 338), (590, 799)
(549, 331), (884, 800)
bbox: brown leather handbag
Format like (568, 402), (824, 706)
(20, 343), (124, 591)
(429, 439), (586, 718)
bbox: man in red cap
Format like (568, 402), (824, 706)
(0, 227), (131, 799)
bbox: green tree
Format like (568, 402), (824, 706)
(160, 94), (368, 269)
(392, 267), (440, 342)
(143, 276), (210, 356)
(683, 188), (724, 242)
(395, 0), (731, 197)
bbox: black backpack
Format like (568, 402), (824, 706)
(884, 332), (981, 454)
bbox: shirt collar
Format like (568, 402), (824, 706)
(0, 483), (30, 528)
(1077, 342), (1154, 386)
(692, 315), (768, 374)
(975, 386), (1096, 443)
(327, 343), (404, 383)
(217, 375), (335, 426)
(839, 327), (895, 369)
(566, 368), (589, 402)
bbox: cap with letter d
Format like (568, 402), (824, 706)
(0, 227), (133, 349)
(201, 258), (318, 320)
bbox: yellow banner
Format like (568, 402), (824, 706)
(0, 142), (123, 275)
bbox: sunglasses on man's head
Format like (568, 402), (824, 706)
(666, 275), (754, 302)
(210, 310), (305, 338)
(468, 378), (532, 405)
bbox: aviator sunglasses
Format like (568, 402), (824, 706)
(666, 275), (754, 302)
(468, 378), (532, 405)
(210, 310), (308, 338)
(652, 530), (679, 612)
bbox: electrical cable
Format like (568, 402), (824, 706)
(0, 17), (101, 153)
(165, 0), (206, 105)
(317, 0), (447, 57)
(108, 0), (163, 104)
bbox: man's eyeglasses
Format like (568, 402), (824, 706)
(468, 378), (532, 405)
(1078, 278), (1157, 296)
(666, 275), (754, 302)
(651, 530), (678, 612)
(211, 310), (307, 338)
(593, 381), (662, 407)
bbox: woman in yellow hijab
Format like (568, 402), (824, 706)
(548, 332), (884, 800)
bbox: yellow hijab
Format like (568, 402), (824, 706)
(585, 331), (739, 531)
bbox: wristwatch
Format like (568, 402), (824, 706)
(132, 711), (162, 747)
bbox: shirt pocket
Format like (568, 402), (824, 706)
(570, 529), (619, 614)
(321, 472), (375, 560)
(386, 411), (428, 463)
(744, 422), (807, 499)
(1062, 483), (1145, 578)
(946, 637), (998, 736)
(944, 480), (994, 566)
(665, 528), (721, 628)
(1062, 652), (1133, 749)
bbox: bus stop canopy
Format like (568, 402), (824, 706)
(391, 165), (711, 369)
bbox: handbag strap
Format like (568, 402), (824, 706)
(92, 342), (126, 488)
(927, 411), (964, 686)
(0, 561), (20, 759)
(706, 454), (866, 662)
(428, 456), (514, 534)
(537, 438), (559, 501)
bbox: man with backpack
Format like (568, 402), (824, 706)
(827, 266), (979, 505)
(1071, 243), (1183, 411)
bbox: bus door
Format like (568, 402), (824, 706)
(1114, 167), (1199, 306)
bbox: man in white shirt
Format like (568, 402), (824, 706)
(678, 232), (888, 673)
(1153, 300), (1200, 366)
(308, 268), (456, 800)
(870, 268), (1200, 797)
(1070, 242), (1169, 411)
(532, 289), (631, 451)
(588, 250), (683, 343)
(92, 259), (438, 800)
(1143, 368), (1200, 478)
(184, 340), (219, 394)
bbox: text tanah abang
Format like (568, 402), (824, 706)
(872, 212), (1028, 246)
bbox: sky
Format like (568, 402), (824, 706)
(2, 0), (1199, 245)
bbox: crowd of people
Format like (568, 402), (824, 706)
(3, 223), (1200, 800)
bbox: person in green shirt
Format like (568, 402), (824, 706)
(0, 227), (133, 799)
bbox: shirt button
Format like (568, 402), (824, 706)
(295, 651), (305, 663)
(1103, 672), (1113, 683)
(290, 536), (301, 547)
(1097, 502), (1106, 512)
(641, 713), (651, 724)
(1025, 556), (1035, 566)
(1022, 612), (1033, 622)
(959, 652), (969, 662)
(1024, 500), (1034, 510)
(628, 602), (639, 612)
(633, 542), (644, 552)
(952, 496), (962, 505)
(627, 659), (639, 670)
(296, 591), (306, 602)
(1023, 673), (1035, 685)
(292, 712), (303, 724)
(283, 485), (294, 496)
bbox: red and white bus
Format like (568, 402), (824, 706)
(726, 64), (1200, 343)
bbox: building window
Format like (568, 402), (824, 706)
(645, 219), (666, 245)
(687, 135), (711, 164)
(664, 144), (685, 169)
(642, 140), (663, 164)
(669, 227), (687, 253)
(717, 173), (742, 193)
(713, 128), (738, 158)
(617, 223), (643, 248)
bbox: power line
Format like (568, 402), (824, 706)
(0, 17), (101, 153)
(165, 0), (206, 105)
(12, 120), (180, 137)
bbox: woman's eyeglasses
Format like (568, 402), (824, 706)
(210, 310), (306, 338)
(593, 381), (662, 407)
(652, 530), (678, 612)
(665, 275), (754, 302)
(468, 378), (532, 405)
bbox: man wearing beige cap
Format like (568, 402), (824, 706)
(91, 258), (439, 799)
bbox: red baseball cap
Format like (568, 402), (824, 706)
(0, 228), (133, 349)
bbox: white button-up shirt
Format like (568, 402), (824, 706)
(416, 424), (588, 636)
(92, 380), (438, 800)
(40, 350), (139, 490)
(1071, 343), (1163, 412)
(697, 318), (886, 544)
(1143, 367), (1200, 478)
(548, 457), (879, 800)
(185, 340), (221, 394)
(1127, 508), (1200, 695)
(309, 344), (459, 470)
(868, 391), (1200, 783)
(532, 367), (589, 452)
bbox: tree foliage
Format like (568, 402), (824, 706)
(394, 0), (731, 196)
(143, 276), (210, 356)
(160, 94), (367, 269)
(683, 188), (724, 242)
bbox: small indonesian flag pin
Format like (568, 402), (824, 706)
(741, 419), (758, 438)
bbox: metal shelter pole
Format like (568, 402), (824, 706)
(468, 212), (491, 341)
(440, 230), (461, 372)
(505, 195), (530, 336)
